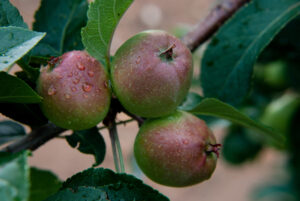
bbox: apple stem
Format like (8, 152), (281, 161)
(159, 44), (176, 61)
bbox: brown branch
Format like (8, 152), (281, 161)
(182, 0), (250, 52)
(1, 123), (65, 153)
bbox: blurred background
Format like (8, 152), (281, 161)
(7, 0), (299, 201)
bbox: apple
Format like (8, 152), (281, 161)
(111, 30), (193, 118)
(134, 111), (219, 187)
(37, 51), (111, 130)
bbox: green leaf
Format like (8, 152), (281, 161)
(0, 72), (42, 103)
(62, 168), (169, 201)
(0, 151), (29, 201)
(33, 0), (88, 56)
(0, 179), (18, 201)
(0, 0), (27, 28)
(0, 152), (23, 166)
(0, 120), (25, 146)
(0, 103), (48, 128)
(178, 92), (204, 111)
(29, 167), (62, 201)
(0, 26), (45, 70)
(45, 186), (109, 201)
(222, 126), (263, 165)
(81, 0), (134, 65)
(66, 127), (106, 167)
(186, 98), (285, 148)
(201, 0), (300, 106)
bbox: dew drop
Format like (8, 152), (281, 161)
(71, 86), (77, 92)
(65, 93), (71, 99)
(135, 56), (141, 64)
(74, 71), (79, 75)
(67, 72), (73, 77)
(77, 63), (85, 71)
(183, 139), (189, 145)
(103, 81), (108, 88)
(87, 70), (94, 77)
(48, 86), (56, 95)
(72, 77), (80, 84)
(56, 74), (63, 79)
(82, 83), (93, 92)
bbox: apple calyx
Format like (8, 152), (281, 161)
(206, 143), (222, 157)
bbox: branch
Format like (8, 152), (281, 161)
(182, 0), (250, 52)
(1, 123), (65, 153)
(122, 111), (145, 127)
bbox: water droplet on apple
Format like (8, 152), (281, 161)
(71, 87), (77, 92)
(65, 93), (71, 99)
(87, 70), (94, 77)
(77, 63), (85, 71)
(47, 85), (56, 95)
(72, 77), (80, 84)
(82, 83), (92, 92)
(136, 56), (141, 64)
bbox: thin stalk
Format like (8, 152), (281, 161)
(109, 126), (121, 173)
(98, 119), (134, 130)
(112, 123), (125, 173)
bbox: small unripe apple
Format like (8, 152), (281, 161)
(260, 93), (300, 135)
(111, 30), (193, 118)
(37, 51), (111, 130)
(134, 111), (220, 187)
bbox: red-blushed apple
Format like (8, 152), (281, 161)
(134, 111), (220, 187)
(111, 30), (193, 118)
(37, 51), (111, 130)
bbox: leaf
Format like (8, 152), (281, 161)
(0, 103), (48, 128)
(0, 26), (45, 70)
(33, 0), (88, 56)
(66, 127), (106, 167)
(62, 168), (169, 201)
(259, 16), (300, 63)
(178, 92), (204, 111)
(0, 179), (18, 201)
(0, 120), (25, 146)
(81, 0), (134, 65)
(29, 167), (62, 201)
(0, 152), (23, 166)
(0, 0), (27, 28)
(45, 186), (109, 201)
(201, 0), (300, 106)
(186, 98), (285, 148)
(0, 151), (29, 201)
(0, 72), (42, 103)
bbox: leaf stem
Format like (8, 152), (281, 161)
(112, 122), (125, 172)
(108, 121), (125, 173)
(98, 119), (134, 130)
(109, 125), (121, 173)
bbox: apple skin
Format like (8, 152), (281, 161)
(134, 111), (218, 187)
(37, 51), (111, 130)
(111, 30), (193, 118)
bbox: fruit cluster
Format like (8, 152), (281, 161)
(37, 30), (220, 187)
